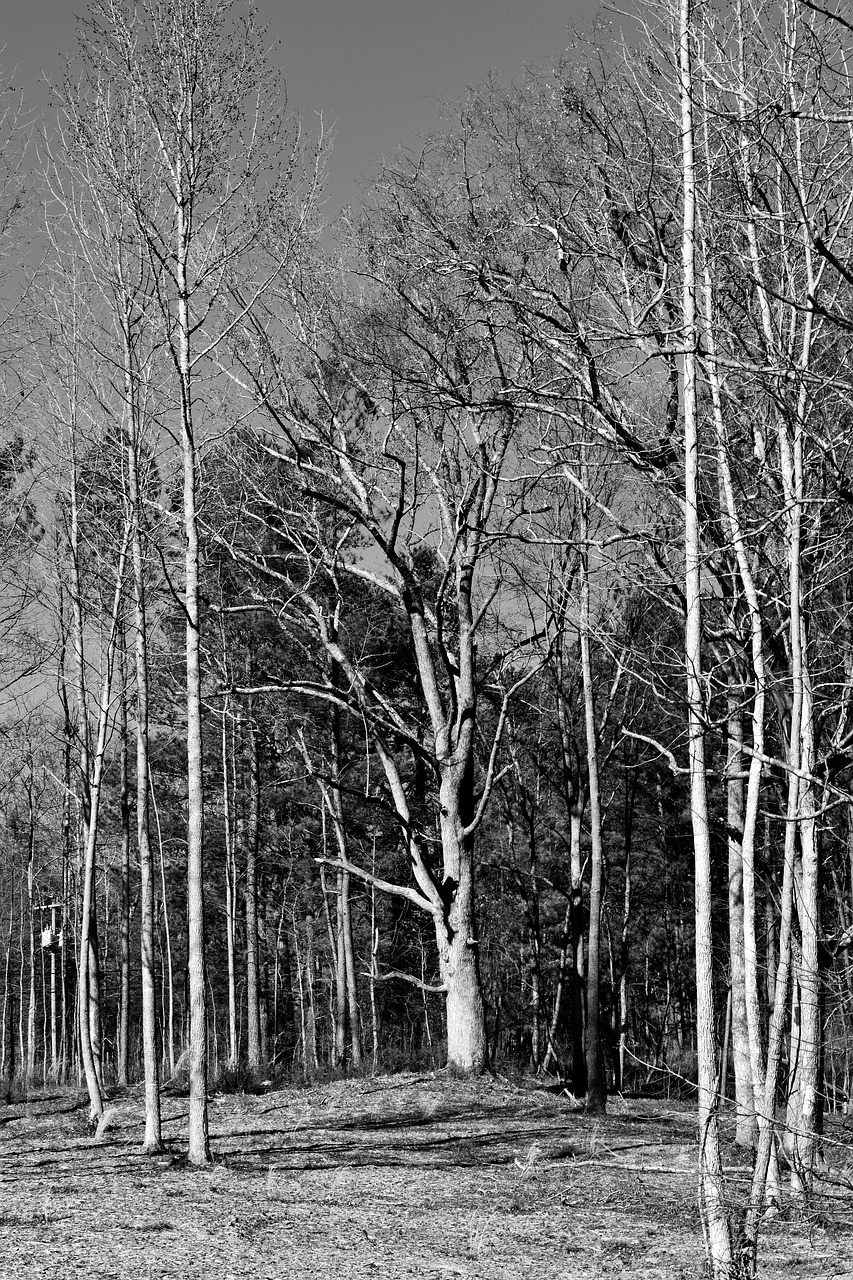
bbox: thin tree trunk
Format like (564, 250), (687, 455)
(580, 484), (606, 1112)
(679, 4), (732, 1268)
(1, 891), (12, 1081)
(117, 640), (131, 1087)
(325, 654), (363, 1070)
(123, 382), (163, 1146)
(49, 902), (58, 1080)
(221, 704), (238, 1072)
(726, 689), (754, 1144)
(75, 535), (129, 1120)
(150, 772), (175, 1077)
(782, 93), (821, 1194)
(569, 794), (587, 1095)
(304, 912), (319, 1076)
(370, 859), (380, 1074)
(333, 869), (347, 1068)
(88, 920), (102, 1089)
(25, 780), (36, 1087)
(543, 898), (572, 1076)
(245, 696), (262, 1072)
(172, 143), (211, 1164)
(618, 761), (636, 1094)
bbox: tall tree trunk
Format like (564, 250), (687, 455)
(569, 797), (587, 1096)
(617, 761), (636, 1094)
(701, 208), (769, 1138)
(49, 901), (58, 1080)
(553, 673), (588, 1092)
(1, 891), (12, 1081)
(25, 779), (36, 1087)
(174, 146), (210, 1165)
(542, 899), (572, 1076)
(369, 861), (380, 1074)
(245, 697), (262, 1072)
(726, 689), (754, 1144)
(221, 704), (238, 1072)
(333, 868), (347, 1069)
(151, 774), (175, 1078)
(782, 88), (821, 1196)
(125, 365), (164, 1151)
(75, 545), (128, 1120)
(88, 921), (102, 1090)
(304, 912), (319, 1077)
(580, 486), (606, 1112)
(327, 686), (363, 1072)
(69, 443), (101, 1120)
(117, 642), (131, 1087)
(678, 3), (733, 1269)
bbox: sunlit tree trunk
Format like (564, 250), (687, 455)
(75, 535), (129, 1121)
(678, 2), (732, 1268)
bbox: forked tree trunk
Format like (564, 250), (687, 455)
(700, 167), (769, 1149)
(75, 544), (128, 1120)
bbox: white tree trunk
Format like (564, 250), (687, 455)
(678, 2), (733, 1269)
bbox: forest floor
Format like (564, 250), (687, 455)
(0, 1073), (852, 1279)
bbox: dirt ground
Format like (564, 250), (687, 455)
(0, 1074), (852, 1279)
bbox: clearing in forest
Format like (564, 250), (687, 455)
(0, 1074), (850, 1279)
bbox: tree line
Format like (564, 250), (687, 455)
(1, 0), (852, 1273)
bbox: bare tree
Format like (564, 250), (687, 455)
(220, 174), (559, 1069)
(60, 0), (321, 1161)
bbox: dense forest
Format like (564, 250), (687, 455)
(1, 0), (852, 1273)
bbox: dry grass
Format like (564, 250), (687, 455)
(0, 1074), (850, 1278)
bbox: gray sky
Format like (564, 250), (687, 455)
(6, 0), (601, 208)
